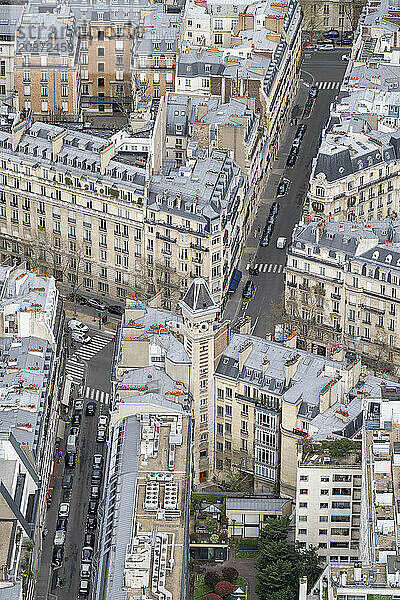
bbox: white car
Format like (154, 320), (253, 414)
(68, 319), (89, 333)
(98, 415), (109, 428)
(72, 331), (91, 344)
(86, 298), (107, 311)
(75, 400), (84, 412)
(341, 54), (350, 61)
(80, 562), (91, 579)
(58, 502), (70, 518)
(276, 237), (287, 249)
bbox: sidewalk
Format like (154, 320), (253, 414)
(223, 81), (309, 325)
(64, 303), (118, 334)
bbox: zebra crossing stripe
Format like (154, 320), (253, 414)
(91, 388), (95, 400)
(84, 386), (110, 404)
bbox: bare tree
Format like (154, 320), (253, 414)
(300, 0), (325, 40)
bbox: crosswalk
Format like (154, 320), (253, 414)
(84, 386), (110, 405)
(316, 81), (341, 90)
(246, 263), (284, 273)
(65, 330), (114, 384)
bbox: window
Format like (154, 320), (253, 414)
(299, 489), (308, 495)
(215, 33), (222, 44)
(320, 516), (328, 522)
(298, 515), (307, 522)
(299, 502), (308, 508)
(41, 101), (48, 112)
(98, 63), (105, 73)
(298, 529), (307, 535)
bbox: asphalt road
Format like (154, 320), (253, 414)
(224, 50), (348, 337)
(35, 324), (114, 600)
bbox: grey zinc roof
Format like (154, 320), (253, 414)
(0, 5), (24, 37)
(0, 581), (22, 600)
(118, 366), (188, 396)
(181, 278), (216, 313)
(226, 496), (291, 512)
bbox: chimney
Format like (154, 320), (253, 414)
(238, 340), (253, 372)
(100, 142), (116, 175)
(262, 357), (269, 374)
(265, 331), (273, 341)
(11, 117), (31, 151)
(315, 221), (325, 243)
(239, 316), (251, 335)
(331, 345), (344, 362)
(354, 563), (362, 581)
(52, 129), (67, 161)
(299, 577), (307, 600)
(283, 330), (297, 348)
(284, 353), (301, 387)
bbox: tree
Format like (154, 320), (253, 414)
(296, 544), (324, 590)
(204, 595), (222, 600)
(221, 567), (238, 582)
(204, 571), (220, 589)
(300, 0), (324, 40)
(214, 582), (233, 597)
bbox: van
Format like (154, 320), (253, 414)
(276, 237), (287, 249)
(66, 434), (77, 454)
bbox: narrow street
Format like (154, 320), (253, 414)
(35, 323), (115, 600)
(224, 50), (348, 337)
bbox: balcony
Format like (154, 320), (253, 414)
(156, 232), (176, 243)
(190, 242), (208, 252)
(192, 256), (203, 264)
(287, 281), (297, 288)
(331, 293), (341, 300)
(299, 283), (309, 291)
(161, 248), (172, 255)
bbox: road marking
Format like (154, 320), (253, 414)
(246, 263), (284, 274)
(316, 81), (341, 90)
(84, 387), (110, 405)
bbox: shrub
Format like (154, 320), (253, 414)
(214, 581), (234, 597)
(204, 571), (220, 588)
(204, 595), (222, 600)
(222, 567), (239, 582)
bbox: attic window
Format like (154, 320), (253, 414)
(338, 166), (345, 174)
(372, 251), (379, 260)
(385, 254), (392, 264)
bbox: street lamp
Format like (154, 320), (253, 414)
(232, 518), (236, 538)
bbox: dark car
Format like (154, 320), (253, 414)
(260, 232), (270, 247)
(267, 213), (275, 226)
(87, 515), (97, 530)
(296, 124), (307, 137)
(65, 452), (75, 468)
(88, 500), (98, 515)
(93, 454), (103, 468)
(62, 474), (73, 490)
(72, 414), (81, 426)
(56, 517), (68, 531)
(270, 202), (280, 216)
(52, 546), (64, 568)
(248, 267), (259, 276)
(70, 426), (80, 437)
(309, 85), (319, 99)
(242, 280), (255, 300)
(84, 533), (95, 549)
(290, 144), (299, 156)
(286, 153), (297, 167)
(277, 180), (288, 196)
(81, 546), (93, 562)
(91, 485), (100, 500)
(86, 402), (96, 416)
(108, 305), (124, 316)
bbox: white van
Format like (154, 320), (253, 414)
(276, 237), (287, 249)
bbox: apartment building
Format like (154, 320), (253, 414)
(301, 0), (354, 34)
(309, 383), (400, 600)
(306, 116), (400, 221)
(131, 6), (182, 101)
(0, 4), (24, 103)
(295, 441), (362, 565)
(285, 218), (400, 374)
(14, 7), (81, 120)
(112, 280), (369, 493)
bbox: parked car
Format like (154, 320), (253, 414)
(56, 517), (68, 531)
(74, 400), (84, 412)
(86, 515), (97, 530)
(86, 298), (107, 311)
(260, 232), (270, 247)
(81, 547), (93, 562)
(267, 213), (275, 226)
(86, 402), (96, 416)
(91, 467), (102, 483)
(72, 331), (91, 344)
(286, 153), (297, 167)
(58, 503), (70, 518)
(62, 474), (73, 490)
(88, 500), (98, 515)
(296, 124), (307, 137)
(79, 579), (90, 597)
(93, 454), (103, 468)
(80, 563), (91, 579)
(84, 533), (95, 548)
(319, 43), (334, 50)
(72, 414), (81, 427)
(277, 180), (288, 196)
(108, 305), (124, 316)
(341, 53), (350, 61)
(276, 236), (287, 249)
(75, 294), (87, 305)
(90, 486), (100, 500)
(98, 415), (109, 428)
(65, 452), (76, 468)
(52, 546), (64, 568)
(309, 86), (319, 99)
(54, 530), (66, 547)
(68, 319), (89, 333)
(96, 428), (107, 443)
(270, 202), (280, 216)
(242, 280), (255, 300)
